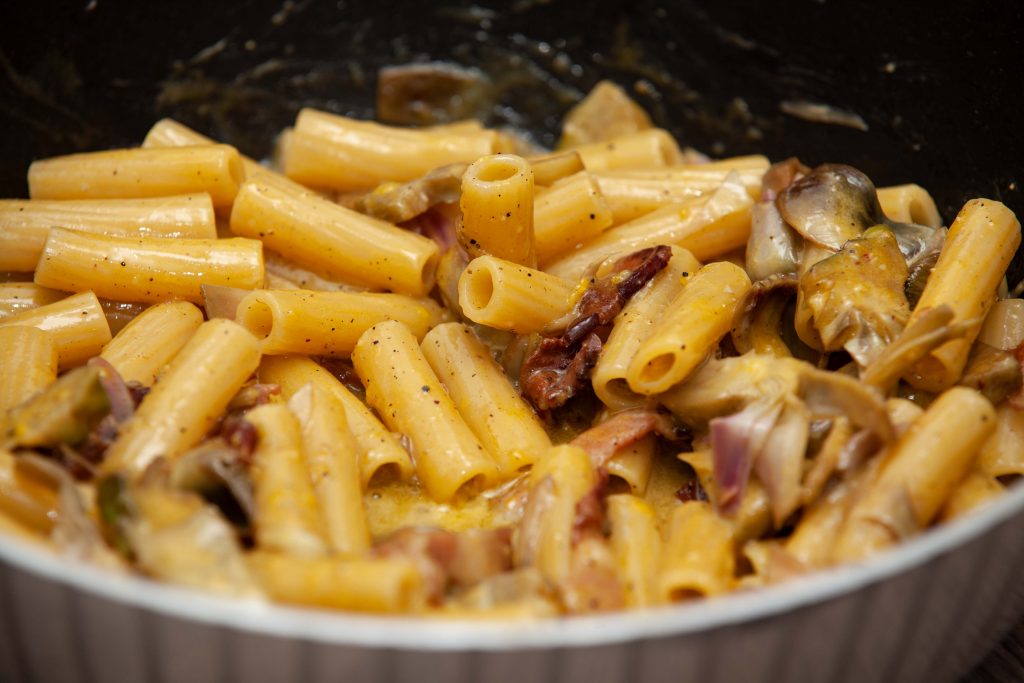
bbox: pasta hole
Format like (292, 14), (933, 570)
(667, 587), (705, 602)
(638, 352), (676, 385)
(462, 267), (495, 312)
(366, 462), (401, 489)
(472, 155), (525, 183)
(237, 298), (274, 340)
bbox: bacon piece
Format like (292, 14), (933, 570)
(676, 478), (710, 503)
(519, 333), (602, 412)
(373, 526), (513, 603)
(520, 245), (672, 412)
(570, 408), (677, 469)
(571, 468), (610, 545)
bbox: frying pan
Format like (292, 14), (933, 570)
(0, 2), (1023, 682)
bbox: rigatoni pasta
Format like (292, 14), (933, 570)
(0, 194), (216, 271)
(0, 79), (1022, 620)
(34, 228), (264, 304)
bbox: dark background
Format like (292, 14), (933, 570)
(1, 1), (1023, 678)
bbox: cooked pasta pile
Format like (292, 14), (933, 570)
(1, 79), (1021, 616)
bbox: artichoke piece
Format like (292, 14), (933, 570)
(799, 227), (910, 366)
(0, 366), (109, 450)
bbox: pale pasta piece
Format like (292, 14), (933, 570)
(248, 552), (422, 613)
(235, 289), (446, 357)
(246, 403), (329, 558)
(607, 494), (660, 608)
(527, 149), (585, 186)
(592, 247), (701, 410)
(99, 301), (204, 386)
(903, 199), (1020, 391)
(0, 194), (217, 272)
(230, 179), (439, 297)
(627, 261), (752, 394)
(100, 319), (261, 478)
(527, 444), (596, 584)
(977, 298), (1024, 350)
(545, 175), (754, 281)
(0, 283), (65, 318)
(34, 229), (263, 305)
(833, 387), (996, 562)
(28, 146), (243, 209)
(0, 327), (57, 411)
(876, 184), (942, 228)
(283, 108), (496, 192)
(421, 322), (551, 474)
(940, 472), (1005, 521)
(142, 118), (316, 196)
(0, 291), (111, 369)
(605, 434), (656, 495)
(533, 171), (614, 265)
(460, 154), (537, 267)
(258, 355), (414, 486)
(288, 384), (370, 555)
(352, 320), (499, 501)
(571, 129), (681, 172)
(658, 501), (735, 600)
(976, 403), (1024, 477)
(594, 155), (769, 223)
(677, 449), (772, 543)
(458, 255), (574, 333)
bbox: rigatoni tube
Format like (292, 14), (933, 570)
(458, 255), (574, 333)
(100, 301), (204, 386)
(0, 194), (217, 272)
(288, 384), (370, 555)
(100, 319), (261, 478)
(247, 403), (329, 558)
(421, 322), (551, 474)
(545, 176), (753, 282)
(658, 501), (735, 600)
(230, 179), (439, 297)
(0, 291), (111, 369)
(247, 553), (422, 613)
(833, 387), (996, 562)
(533, 171), (613, 265)
(283, 108), (495, 192)
(258, 356), (414, 487)
(0, 327), (58, 411)
(34, 229), (264, 305)
(352, 320), (498, 502)
(0, 283), (65, 318)
(903, 199), (1021, 392)
(235, 289), (446, 357)
(592, 247), (701, 410)
(459, 154), (537, 267)
(627, 261), (751, 394)
(28, 145), (243, 209)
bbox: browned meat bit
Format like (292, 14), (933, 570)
(570, 408), (678, 469)
(373, 526), (513, 603)
(520, 333), (602, 412)
(520, 245), (672, 412)
(571, 468), (611, 545)
(226, 382), (281, 412)
(676, 478), (710, 503)
(573, 245), (674, 334)
(564, 469), (624, 613)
